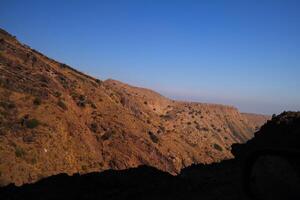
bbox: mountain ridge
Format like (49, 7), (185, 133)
(0, 28), (269, 186)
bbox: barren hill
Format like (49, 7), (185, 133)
(1, 112), (297, 200)
(0, 28), (269, 186)
(242, 113), (271, 131)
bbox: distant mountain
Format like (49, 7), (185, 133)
(242, 113), (271, 131)
(0, 28), (269, 186)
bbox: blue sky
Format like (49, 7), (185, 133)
(1, 0), (300, 114)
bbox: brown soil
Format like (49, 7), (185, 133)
(0, 28), (269, 186)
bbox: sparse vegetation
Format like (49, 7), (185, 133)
(77, 95), (87, 107)
(213, 143), (223, 151)
(33, 97), (41, 105)
(60, 63), (69, 68)
(202, 127), (209, 132)
(0, 101), (15, 109)
(25, 119), (40, 129)
(101, 130), (114, 140)
(81, 165), (87, 171)
(23, 135), (35, 143)
(58, 75), (68, 88)
(57, 100), (67, 110)
(39, 75), (49, 84)
(31, 56), (37, 63)
(158, 125), (165, 133)
(90, 102), (97, 109)
(71, 92), (78, 100)
(148, 131), (159, 143)
(120, 97), (127, 106)
(0, 28), (273, 186)
(15, 146), (26, 157)
(160, 114), (172, 120)
(54, 91), (62, 97)
(30, 157), (37, 165)
(96, 79), (102, 84)
(90, 123), (98, 133)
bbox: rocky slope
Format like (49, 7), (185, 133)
(242, 113), (271, 131)
(0, 28), (268, 186)
(1, 112), (298, 200)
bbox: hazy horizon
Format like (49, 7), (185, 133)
(1, 0), (300, 115)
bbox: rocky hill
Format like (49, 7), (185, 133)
(242, 113), (271, 131)
(0, 28), (269, 186)
(1, 112), (298, 200)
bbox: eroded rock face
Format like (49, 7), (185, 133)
(0, 28), (269, 186)
(242, 113), (271, 131)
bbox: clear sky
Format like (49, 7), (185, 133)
(1, 0), (300, 114)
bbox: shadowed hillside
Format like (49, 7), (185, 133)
(0, 28), (268, 186)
